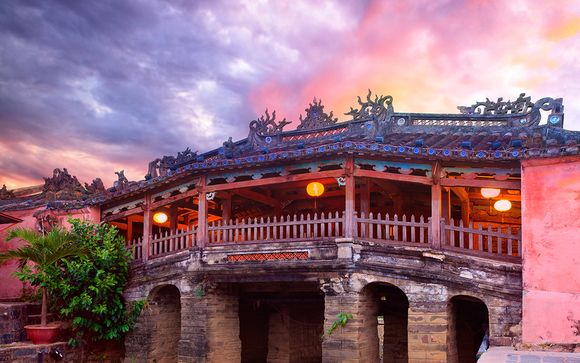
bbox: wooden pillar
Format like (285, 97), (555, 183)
(127, 214), (134, 242)
(360, 178), (370, 217)
(442, 188), (451, 222)
(142, 193), (152, 261)
(221, 192), (232, 222)
(345, 156), (355, 238)
(196, 176), (208, 248)
(170, 205), (178, 231)
(461, 200), (470, 225)
(430, 162), (442, 249)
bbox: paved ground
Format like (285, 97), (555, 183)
(479, 347), (580, 363)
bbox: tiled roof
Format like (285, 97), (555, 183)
(2, 92), (579, 207)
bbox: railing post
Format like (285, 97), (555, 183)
(344, 156), (355, 238)
(142, 193), (151, 261)
(430, 178), (442, 250)
(197, 176), (208, 248)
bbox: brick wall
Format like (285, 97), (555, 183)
(0, 303), (39, 344)
(124, 284), (181, 363)
(205, 285), (241, 363)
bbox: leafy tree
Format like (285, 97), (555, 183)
(46, 219), (144, 346)
(0, 227), (87, 326)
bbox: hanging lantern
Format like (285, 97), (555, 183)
(481, 188), (501, 199)
(306, 182), (325, 197)
(153, 211), (168, 224)
(494, 199), (512, 212)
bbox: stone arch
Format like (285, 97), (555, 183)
(447, 295), (489, 363)
(125, 284), (182, 363)
(360, 282), (409, 363)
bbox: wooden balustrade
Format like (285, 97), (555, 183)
(127, 236), (143, 261)
(207, 211), (345, 244)
(441, 218), (521, 257)
(127, 212), (522, 261)
(149, 227), (197, 258)
(355, 212), (430, 244)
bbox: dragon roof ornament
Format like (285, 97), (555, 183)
(458, 93), (564, 127)
(248, 109), (291, 148)
(297, 98), (338, 130)
(147, 147), (198, 179)
(345, 89), (394, 122)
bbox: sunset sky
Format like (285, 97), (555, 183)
(1, 0), (580, 189)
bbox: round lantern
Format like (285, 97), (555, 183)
(306, 182), (325, 197)
(493, 199), (512, 212)
(153, 211), (168, 224)
(481, 188), (500, 199)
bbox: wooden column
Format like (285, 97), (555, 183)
(142, 193), (152, 261)
(461, 200), (470, 225)
(345, 156), (355, 238)
(430, 162), (442, 249)
(360, 178), (370, 217)
(441, 188), (451, 222)
(126, 215), (134, 242)
(196, 176), (208, 248)
(170, 205), (178, 231)
(221, 192), (232, 222)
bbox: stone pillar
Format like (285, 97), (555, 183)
(487, 296), (522, 347)
(179, 291), (208, 363)
(267, 305), (290, 363)
(124, 296), (152, 362)
(406, 285), (448, 363)
(206, 284), (241, 363)
(321, 277), (362, 363)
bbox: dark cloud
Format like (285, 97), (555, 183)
(0, 0), (365, 187)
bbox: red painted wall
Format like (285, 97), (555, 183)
(521, 156), (580, 344)
(0, 207), (100, 300)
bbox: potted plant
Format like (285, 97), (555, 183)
(0, 227), (86, 344)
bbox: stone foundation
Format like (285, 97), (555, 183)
(0, 303), (39, 344)
(122, 242), (522, 363)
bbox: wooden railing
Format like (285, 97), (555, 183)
(127, 236), (144, 260)
(149, 227), (196, 258)
(441, 219), (521, 257)
(127, 213), (521, 260)
(207, 212), (344, 244)
(355, 212), (430, 245)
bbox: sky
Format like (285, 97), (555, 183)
(1, 0), (580, 189)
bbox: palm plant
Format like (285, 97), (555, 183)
(0, 227), (87, 326)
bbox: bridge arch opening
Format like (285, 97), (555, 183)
(447, 295), (489, 363)
(238, 282), (324, 363)
(361, 283), (409, 363)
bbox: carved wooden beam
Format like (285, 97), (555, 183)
(440, 179), (520, 189)
(234, 189), (278, 207)
(354, 169), (432, 185)
(370, 179), (403, 196)
(204, 169), (344, 192)
(102, 206), (143, 223)
(149, 188), (199, 210)
(451, 187), (469, 203)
